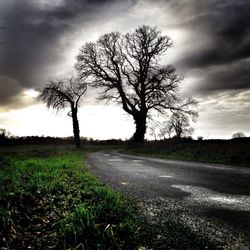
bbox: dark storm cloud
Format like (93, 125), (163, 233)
(0, 76), (37, 111)
(173, 0), (250, 92)
(0, 0), (136, 108)
(1, 0), (249, 109)
(0, 76), (24, 104)
(180, 1), (250, 68)
(0, 0), (124, 85)
(189, 59), (250, 93)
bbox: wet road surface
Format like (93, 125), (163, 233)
(87, 150), (250, 248)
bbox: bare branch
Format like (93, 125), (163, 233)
(39, 76), (88, 111)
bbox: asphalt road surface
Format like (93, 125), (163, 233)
(87, 150), (250, 248)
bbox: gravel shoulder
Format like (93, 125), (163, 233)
(87, 150), (250, 249)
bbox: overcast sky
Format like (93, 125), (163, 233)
(0, 0), (249, 139)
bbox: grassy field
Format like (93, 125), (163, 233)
(0, 144), (220, 249)
(0, 145), (144, 249)
(125, 139), (250, 167)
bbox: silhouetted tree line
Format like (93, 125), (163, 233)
(1, 130), (249, 147)
(0, 135), (73, 146)
(0, 132), (128, 146)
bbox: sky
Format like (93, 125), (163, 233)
(0, 0), (249, 140)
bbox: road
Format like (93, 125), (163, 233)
(87, 150), (250, 248)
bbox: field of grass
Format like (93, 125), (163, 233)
(0, 145), (144, 249)
(125, 139), (250, 167)
(0, 144), (220, 249)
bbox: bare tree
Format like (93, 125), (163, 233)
(148, 124), (158, 141)
(232, 132), (246, 139)
(0, 128), (10, 137)
(0, 128), (11, 145)
(168, 112), (194, 139)
(39, 77), (87, 148)
(76, 25), (197, 143)
(158, 122), (174, 140)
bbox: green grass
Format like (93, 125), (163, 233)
(125, 140), (250, 167)
(0, 145), (141, 249)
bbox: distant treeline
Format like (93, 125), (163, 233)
(0, 134), (249, 146)
(0, 135), (127, 146)
(125, 137), (250, 167)
(126, 137), (250, 150)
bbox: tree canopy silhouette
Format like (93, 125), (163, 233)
(39, 77), (87, 148)
(76, 25), (197, 143)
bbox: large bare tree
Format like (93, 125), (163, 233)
(76, 25), (197, 143)
(39, 77), (87, 148)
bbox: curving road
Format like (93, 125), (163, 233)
(87, 150), (250, 248)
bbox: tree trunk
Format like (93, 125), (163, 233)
(175, 127), (182, 139)
(132, 113), (147, 143)
(71, 107), (81, 148)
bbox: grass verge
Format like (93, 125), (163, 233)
(0, 145), (142, 249)
(124, 140), (250, 167)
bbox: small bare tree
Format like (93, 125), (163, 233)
(168, 112), (194, 139)
(39, 77), (87, 148)
(0, 128), (10, 145)
(158, 122), (174, 140)
(76, 25), (197, 143)
(232, 132), (246, 139)
(148, 124), (158, 141)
